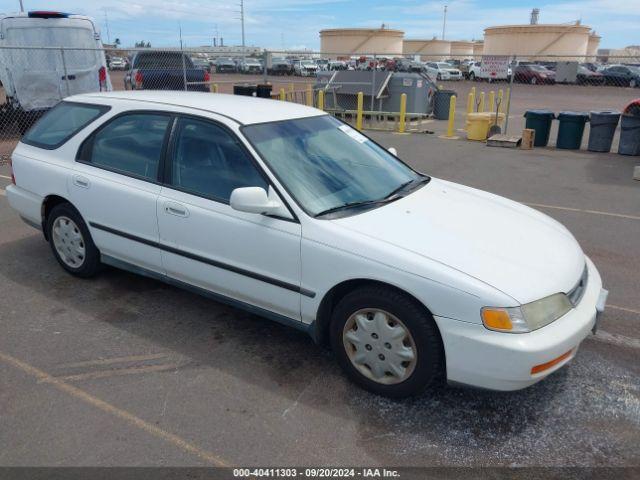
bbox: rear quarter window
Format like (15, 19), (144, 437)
(22, 102), (110, 149)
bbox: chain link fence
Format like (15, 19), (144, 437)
(2, 46), (640, 162)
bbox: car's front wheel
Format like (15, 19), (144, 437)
(46, 203), (101, 278)
(330, 286), (444, 398)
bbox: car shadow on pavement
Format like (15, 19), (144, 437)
(1, 233), (638, 466)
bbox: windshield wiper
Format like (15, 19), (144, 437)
(314, 199), (386, 218)
(383, 175), (430, 200)
(314, 177), (431, 218)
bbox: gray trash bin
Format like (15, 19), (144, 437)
(588, 111), (620, 153)
(618, 114), (640, 156)
(433, 90), (456, 120)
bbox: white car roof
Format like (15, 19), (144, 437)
(71, 91), (326, 125)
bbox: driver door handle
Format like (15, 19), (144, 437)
(164, 202), (189, 218)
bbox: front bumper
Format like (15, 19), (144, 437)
(435, 256), (605, 391)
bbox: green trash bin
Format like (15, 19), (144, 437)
(556, 111), (589, 150)
(524, 110), (555, 147)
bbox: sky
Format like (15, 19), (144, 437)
(0, 0), (637, 50)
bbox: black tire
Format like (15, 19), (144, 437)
(330, 286), (445, 398)
(469, 72), (476, 81)
(530, 76), (537, 85)
(46, 203), (101, 278)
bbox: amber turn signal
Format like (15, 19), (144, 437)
(481, 308), (513, 331)
(531, 349), (573, 375)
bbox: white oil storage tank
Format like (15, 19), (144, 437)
(473, 41), (484, 59)
(483, 23), (592, 61)
(403, 39), (451, 61)
(320, 27), (404, 60)
(587, 33), (601, 61)
(450, 41), (474, 59)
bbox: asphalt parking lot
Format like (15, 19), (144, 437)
(0, 129), (638, 468)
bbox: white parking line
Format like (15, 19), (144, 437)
(592, 330), (640, 350)
(0, 174), (10, 180)
(0, 188), (5, 197)
(608, 304), (640, 316)
(525, 202), (640, 221)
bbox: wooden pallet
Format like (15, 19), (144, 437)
(487, 134), (522, 148)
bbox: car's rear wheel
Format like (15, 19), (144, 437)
(630, 79), (637, 88)
(469, 72), (476, 81)
(530, 76), (538, 85)
(46, 203), (101, 278)
(330, 286), (444, 398)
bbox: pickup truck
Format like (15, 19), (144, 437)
(124, 51), (210, 91)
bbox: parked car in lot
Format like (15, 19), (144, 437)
(293, 59), (318, 76)
(576, 65), (605, 85)
(328, 60), (348, 71)
(238, 58), (262, 74)
(315, 59), (329, 71)
(124, 51), (210, 91)
(0, 10), (111, 133)
(268, 57), (293, 75)
(191, 57), (211, 73)
(214, 57), (237, 74)
(513, 64), (556, 84)
(600, 65), (640, 87)
(7, 91), (608, 397)
(109, 56), (126, 71)
(425, 62), (462, 81)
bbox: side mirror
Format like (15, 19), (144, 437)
(388, 147), (398, 156)
(230, 186), (291, 218)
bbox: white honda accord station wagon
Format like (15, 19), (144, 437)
(7, 91), (608, 397)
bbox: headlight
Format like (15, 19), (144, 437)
(482, 293), (573, 333)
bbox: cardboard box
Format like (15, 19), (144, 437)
(521, 129), (535, 149)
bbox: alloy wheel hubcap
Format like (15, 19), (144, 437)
(52, 216), (86, 268)
(343, 309), (417, 385)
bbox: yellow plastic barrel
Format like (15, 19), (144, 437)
(465, 112), (506, 141)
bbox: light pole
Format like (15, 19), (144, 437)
(19, 0), (24, 12)
(240, 0), (245, 51)
(442, 4), (447, 40)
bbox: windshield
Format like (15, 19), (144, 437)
(242, 116), (424, 217)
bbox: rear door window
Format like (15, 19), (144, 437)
(78, 113), (172, 181)
(22, 101), (109, 149)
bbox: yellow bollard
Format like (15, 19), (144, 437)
(279, 88), (285, 101)
(488, 91), (495, 112)
(497, 89), (503, 112)
(356, 92), (364, 131)
(478, 91), (485, 112)
(317, 90), (324, 110)
(467, 90), (475, 114)
(438, 95), (459, 140)
(398, 93), (407, 134)
(446, 95), (456, 137)
(306, 84), (313, 107)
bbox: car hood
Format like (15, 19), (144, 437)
(332, 178), (585, 304)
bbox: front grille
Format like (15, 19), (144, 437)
(567, 265), (588, 306)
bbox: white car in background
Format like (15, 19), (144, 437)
(293, 59), (318, 77)
(109, 57), (126, 71)
(426, 62), (463, 81)
(7, 91), (607, 398)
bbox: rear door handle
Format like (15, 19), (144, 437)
(72, 175), (90, 188)
(164, 202), (189, 217)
